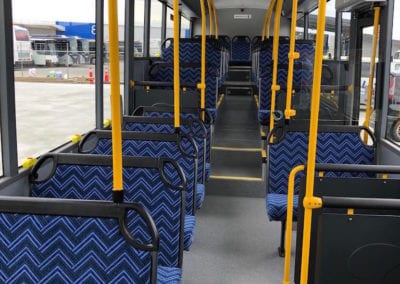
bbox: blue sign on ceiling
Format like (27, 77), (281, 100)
(56, 21), (96, 39)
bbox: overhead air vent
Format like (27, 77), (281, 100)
(234, 14), (252, 20)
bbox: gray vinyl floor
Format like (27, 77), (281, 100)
(183, 94), (296, 283)
(182, 195), (296, 283)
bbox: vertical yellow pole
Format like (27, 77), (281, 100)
(363, 6), (380, 142)
(300, 0), (326, 282)
(285, 0), (300, 120)
(266, 0), (277, 39)
(199, 0), (206, 121)
(261, 9), (269, 41)
(108, 0), (123, 202)
(173, 0), (180, 129)
(207, 0), (214, 36)
(212, 2), (219, 39)
(283, 165), (305, 284)
(269, 0), (283, 133)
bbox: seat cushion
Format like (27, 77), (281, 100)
(157, 266), (182, 284)
(266, 193), (299, 221)
(184, 215), (196, 251)
(196, 183), (205, 209)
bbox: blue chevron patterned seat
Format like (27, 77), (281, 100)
(149, 63), (219, 121)
(161, 40), (222, 69)
(142, 110), (213, 183)
(231, 36), (251, 62)
(123, 119), (207, 186)
(266, 127), (376, 255)
(31, 153), (185, 274)
(79, 132), (199, 251)
(267, 128), (376, 222)
(0, 198), (161, 283)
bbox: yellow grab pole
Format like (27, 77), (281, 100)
(198, 0), (206, 121)
(285, 0), (300, 120)
(207, 0), (214, 36)
(300, 0), (326, 282)
(108, 0), (123, 202)
(269, 0), (283, 134)
(266, 0), (277, 39)
(283, 165), (305, 284)
(212, 2), (219, 39)
(261, 9), (269, 41)
(363, 6), (380, 142)
(173, 0), (180, 129)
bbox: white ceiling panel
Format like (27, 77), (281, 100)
(213, 0), (270, 10)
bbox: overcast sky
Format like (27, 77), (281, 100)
(12, 0), (400, 39)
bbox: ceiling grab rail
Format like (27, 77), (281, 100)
(265, 0), (277, 39)
(198, 0), (207, 121)
(284, 0), (300, 121)
(269, 0), (284, 137)
(108, 0), (124, 203)
(212, 1), (219, 39)
(363, 6), (380, 143)
(300, 0), (327, 282)
(206, 0), (214, 37)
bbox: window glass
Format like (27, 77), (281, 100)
(181, 16), (191, 38)
(134, 0), (145, 57)
(386, 0), (400, 143)
(11, 0), (118, 165)
(166, 6), (174, 39)
(150, 0), (163, 57)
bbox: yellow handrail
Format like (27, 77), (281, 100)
(261, 9), (269, 41)
(285, 0), (300, 120)
(108, 0), (123, 201)
(300, 0), (327, 282)
(283, 165), (305, 284)
(173, 0), (180, 129)
(363, 6), (380, 142)
(199, 0), (207, 121)
(266, 0), (277, 39)
(269, 0), (283, 134)
(207, 0), (214, 36)
(212, 1), (219, 39)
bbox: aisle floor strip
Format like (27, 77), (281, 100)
(212, 146), (262, 152)
(210, 175), (263, 182)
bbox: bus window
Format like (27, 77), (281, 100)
(13, 25), (32, 65)
(386, 0), (400, 143)
(181, 16), (191, 38)
(150, 0), (162, 57)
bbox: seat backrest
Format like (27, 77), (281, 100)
(231, 36), (251, 62)
(122, 116), (207, 184)
(0, 197), (158, 283)
(161, 38), (222, 68)
(267, 125), (376, 197)
(30, 153), (186, 268)
(79, 131), (198, 216)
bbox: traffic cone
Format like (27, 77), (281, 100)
(104, 68), (109, 83)
(88, 67), (94, 84)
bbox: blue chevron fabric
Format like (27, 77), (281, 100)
(184, 215), (196, 251)
(0, 213), (153, 283)
(267, 131), (375, 221)
(267, 193), (299, 222)
(196, 183), (205, 209)
(205, 163), (211, 182)
(143, 111), (212, 170)
(32, 164), (183, 269)
(91, 138), (197, 217)
(157, 266), (182, 284)
(232, 40), (251, 62)
(123, 121), (206, 184)
(161, 42), (221, 68)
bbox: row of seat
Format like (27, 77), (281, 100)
(0, 108), (212, 282)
